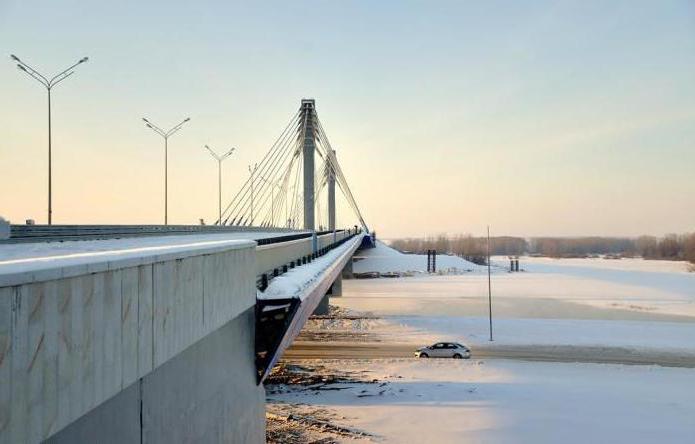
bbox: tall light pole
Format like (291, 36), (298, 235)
(142, 117), (191, 225)
(248, 163), (257, 225)
(204, 145), (235, 225)
(487, 225), (493, 342)
(11, 54), (89, 225)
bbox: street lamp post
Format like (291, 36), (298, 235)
(487, 225), (493, 342)
(11, 54), (89, 225)
(142, 117), (191, 225)
(204, 145), (235, 225)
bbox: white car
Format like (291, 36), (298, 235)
(416, 342), (471, 359)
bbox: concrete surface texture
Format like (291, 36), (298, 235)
(0, 240), (257, 443)
(46, 308), (264, 444)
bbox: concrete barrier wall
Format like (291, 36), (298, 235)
(0, 241), (257, 443)
(256, 230), (349, 276)
(46, 306), (264, 444)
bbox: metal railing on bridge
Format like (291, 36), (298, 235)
(1, 224), (301, 244)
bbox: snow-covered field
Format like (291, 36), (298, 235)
(389, 316), (695, 353)
(271, 358), (695, 443)
(352, 240), (484, 274)
(272, 242), (695, 443)
(346, 242), (695, 319)
(338, 244), (695, 352)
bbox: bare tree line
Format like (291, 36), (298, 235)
(388, 234), (525, 265)
(387, 233), (695, 264)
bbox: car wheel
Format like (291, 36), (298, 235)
(419, 353), (429, 358)
(453, 354), (462, 359)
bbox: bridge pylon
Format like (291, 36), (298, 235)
(328, 149), (336, 231)
(300, 99), (316, 231)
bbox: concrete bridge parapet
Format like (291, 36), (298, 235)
(0, 240), (264, 444)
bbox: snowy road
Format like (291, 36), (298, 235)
(287, 341), (695, 368)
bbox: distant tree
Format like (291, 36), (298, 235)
(657, 234), (681, 259)
(635, 236), (658, 258)
(390, 232), (695, 265)
(684, 233), (695, 264)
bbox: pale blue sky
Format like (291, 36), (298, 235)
(1, 1), (694, 237)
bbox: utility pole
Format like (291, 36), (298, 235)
(143, 117), (191, 225)
(11, 54), (89, 224)
(204, 145), (235, 225)
(487, 226), (493, 341)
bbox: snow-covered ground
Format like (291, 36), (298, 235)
(259, 236), (361, 301)
(345, 242), (695, 316)
(277, 250), (695, 442)
(335, 251), (695, 356)
(516, 255), (692, 274)
(271, 358), (695, 443)
(388, 316), (695, 353)
(353, 240), (485, 274)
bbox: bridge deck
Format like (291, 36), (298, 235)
(0, 231), (307, 286)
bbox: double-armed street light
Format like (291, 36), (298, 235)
(204, 145), (235, 225)
(142, 117), (191, 225)
(11, 54), (89, 224)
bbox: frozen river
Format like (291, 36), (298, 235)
(269, 244), (695, 443)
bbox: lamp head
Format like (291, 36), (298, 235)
(79, 57), (89, 63)
(184, 117), (191, 122)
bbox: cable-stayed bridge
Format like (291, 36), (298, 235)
(0, 100), (373, 443)
(219, 99), (368, 232)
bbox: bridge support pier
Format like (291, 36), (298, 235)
(313, 273), (343, 315)
(331, 274), (342, 297)
(313, 292), (330, 315)
(342, 257), (354, 279)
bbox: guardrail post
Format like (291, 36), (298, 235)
(261, 274), (268, 290)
